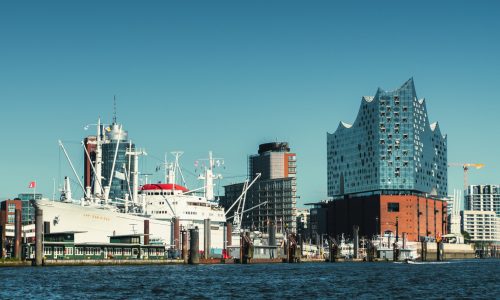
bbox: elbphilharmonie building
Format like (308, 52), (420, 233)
(327, 78), (447, 198)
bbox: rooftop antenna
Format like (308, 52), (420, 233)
(113, 95), (117, 124)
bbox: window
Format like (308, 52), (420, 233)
(8, 215), (15, 224)
(8, 203), (16, 213)
(388, 203), (400, 212)
(54, 247), (64, 255)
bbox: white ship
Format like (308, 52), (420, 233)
(35, 118), (228, 256)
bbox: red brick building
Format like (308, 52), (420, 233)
(0, 199), (23, 258)
(326, 194), (447, 242)
(1, 199), (22, 225)
(84, 135), (97, 192)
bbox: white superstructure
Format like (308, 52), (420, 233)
(35, 117), (228, 254)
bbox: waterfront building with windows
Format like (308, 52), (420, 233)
(465, 185), (500, 216)
(17, 193), (42, 225)
(100, 123), (136, 201)
(0, 199), (22, 257)
(324, 79), (448, 241)
(24, 232), (167, 260)
(461, 210), (500, 243)
(222, 142), (297, 233)
(327, 78), (447, 198)
(462, 185), (500, 242)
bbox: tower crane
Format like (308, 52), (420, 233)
(448, 163), (485, 191)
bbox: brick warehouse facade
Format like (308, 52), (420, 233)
(326, 194), (447, 241)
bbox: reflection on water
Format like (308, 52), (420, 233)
(1, 259), (498, 299)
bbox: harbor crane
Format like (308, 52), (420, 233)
(448, 163), (485, 191)
(224, 173), (262, 233)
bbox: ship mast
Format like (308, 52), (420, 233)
(167, 151), (186, 186)
(126, 146), (147, 205)
(198, 151), (223, 201)
(94, 117), (103, 198)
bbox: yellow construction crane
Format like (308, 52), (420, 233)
(448, 163), (485, 191)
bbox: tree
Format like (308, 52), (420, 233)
(461, 231), (471, 243)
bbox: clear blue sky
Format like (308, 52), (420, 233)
(0, 1), (499, 205)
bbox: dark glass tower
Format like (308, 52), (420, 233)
(101, 123), (134, 200)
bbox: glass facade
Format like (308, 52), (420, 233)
(102, 141), (134, 200)
(17, 193), (42, 225)
(222, 142), (298, 232)
(466, 185), (500, 216)
(327, 78), (447, 198)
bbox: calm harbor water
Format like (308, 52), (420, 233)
(1, 259), (498, 299)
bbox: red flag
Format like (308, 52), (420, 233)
(28, 181), (36, 189)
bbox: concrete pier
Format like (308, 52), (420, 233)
(188, 227), (199, 265)
(35, 208), (43, 266)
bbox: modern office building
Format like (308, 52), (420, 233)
(327, 78), (447, 198)
(465, 185), (500, 216)
(463, 185), (500, 242)
(324, 79), (448, 241)
(222, 142), (298, 233)
(17, 193), (42, 225)
(101, 123), (135, 201)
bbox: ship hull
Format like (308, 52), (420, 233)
(35, 200), (226, 253)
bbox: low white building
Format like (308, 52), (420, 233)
(462, 185), (500, 243)
(462, 210), (500, 242)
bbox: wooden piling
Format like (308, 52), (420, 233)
(0, 224), (4, 258)
(204, 219), (211, 259)
(143, 220), (149, 245)
(226, 222), (232, 247)
(421, 240), (427, 262)
(173, 218), (180, 250)
(181, 229), (188, 263)
(188, 227), (199, 265)
(353, 225), (359, 259)
(14, 209), (22, 259)
(35, 208), (43, 266)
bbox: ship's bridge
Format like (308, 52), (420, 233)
(140, 183), (188, 196)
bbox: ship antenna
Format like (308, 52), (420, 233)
(113, 95), (117, 124)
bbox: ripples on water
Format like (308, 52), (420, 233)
(1, 260), (498, 299)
